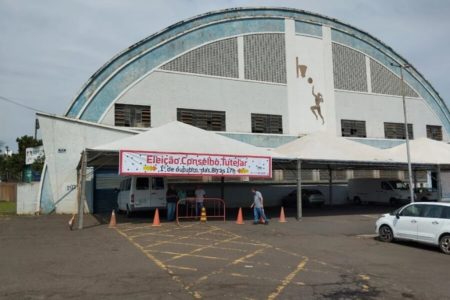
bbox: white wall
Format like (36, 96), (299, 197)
(38, 115), (135, 213)
(335, 91), (449, 141)
(101, 70), (288, 133)
(17, 182), (40, 215)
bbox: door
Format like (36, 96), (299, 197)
(417, 204), (445, 244)
(134, 177), (150, 208)
(150, 177), (166, 208)
(393, 204), (421, 240)
(94, 170), (122, 214)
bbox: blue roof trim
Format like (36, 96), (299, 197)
(64, 7), (449, 133)
(295, 21), (322, 37)
(79, 18), (284, 121)
(332, 30), (450, 133)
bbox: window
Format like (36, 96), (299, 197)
(426, 125), (442, 141)
(341, 120), (366, 137)
(120, 178), (131, 191)
(401, 204), (422, 217)
(420, 205), (445, 219)
(152, 178), (165, 190)
(115, 104), (150, 128)
(136, 177), (149, 190)
(442, 207), (450, 219)
(381, 182), (391, 190)
(177, 108), (225, 131)
(251, 114), (283, 134)
(384, 122), (413, 139)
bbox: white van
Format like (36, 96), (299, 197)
(348, 178), (411, 205)
(117, 176), (167, 216)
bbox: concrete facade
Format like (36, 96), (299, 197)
(36, 7), (450, 214)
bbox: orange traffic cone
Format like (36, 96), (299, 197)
(279, 206), (287, 223)
(236, 207), (244, 225)
(68, 214), (75, 230)
(152, 208), (161, 227)
(109, 210), (117, 228)
(200, 206), (207, 223)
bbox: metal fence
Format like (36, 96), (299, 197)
(176, 197), (225, 223)
(0, 183), (17, 202)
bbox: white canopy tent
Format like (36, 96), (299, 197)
(383, 137), (450, 165)
(274, 131), (395, 164)
(92, 121), (285, 158)
(383, 137), (450, 202)
(76, 121), (288, 229)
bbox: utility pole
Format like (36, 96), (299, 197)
(391, 62), (415, 203)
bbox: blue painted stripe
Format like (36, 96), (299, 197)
(64, 7), (449, 134)
(295, 20), (322, 37)
(332, 29), (450, 133)
(79, 18), (284, 121)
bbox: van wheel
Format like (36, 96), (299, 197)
(353, 197), (361, 205)
(379, 225), (393, 243)
(439, 234), (450, 254)
(126, 205), (133, 218)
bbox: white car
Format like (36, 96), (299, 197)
(375, 202), (450, 254)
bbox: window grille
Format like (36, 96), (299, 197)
(177, 108), (225, 131)
(384, 122), (413, 139)
(160, 38), (238, 78)
(332, 43), (367, 92)
(251, 114), (283, 134)
(370, 59), (418, 97)
(380, 170), (399, 179)
(115, 104), (150, 128)
(320, 170), (347, 181)
(426, 125), (443, 141)
(244, 34), (286, 83)
(353, 170), (375, 178)
(341, 119), (366, 137)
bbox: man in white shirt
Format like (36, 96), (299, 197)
(250, 187), (269, 225)
(195, 185), (206, 217)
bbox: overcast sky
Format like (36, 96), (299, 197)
(1, 0), (449, 152)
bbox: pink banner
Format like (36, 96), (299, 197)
(119, 150), (272, 177)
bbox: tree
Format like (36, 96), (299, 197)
(0, 135), (43, 182)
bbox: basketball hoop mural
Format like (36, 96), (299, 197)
(295, 57), (325, 125)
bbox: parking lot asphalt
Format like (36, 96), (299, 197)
(1, 206), (449, 300)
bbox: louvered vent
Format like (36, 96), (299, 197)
(160, 38), (238, 78)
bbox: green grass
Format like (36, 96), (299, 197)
(0, 201), (16, 215)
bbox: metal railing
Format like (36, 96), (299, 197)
(176, 197), (225, 223)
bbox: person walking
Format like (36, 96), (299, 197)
(166, 185), (178, 221)
(195, 185), (206, 217)
(250, 187), (269, 225)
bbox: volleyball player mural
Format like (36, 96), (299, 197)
(296, 57), (325, 125)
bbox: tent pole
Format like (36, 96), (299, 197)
(220, 177), (225, 200)
(297, 160), (302, 220)
(413, 169), (417, 189)
(77, 150), (87, 230)
(437, 165), (442, 202)
(328, 166), (332, 205)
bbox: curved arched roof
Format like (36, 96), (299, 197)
(65, 7), (450, 132)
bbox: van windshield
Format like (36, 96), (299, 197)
(388, 181), (408, 190)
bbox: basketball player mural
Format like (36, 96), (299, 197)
(296, 57), (325, 125)
(311, 84), (324, 124)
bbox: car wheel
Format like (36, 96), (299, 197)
(439, 234), (450, 255)
(353, 197), (361, 205)
(379, 225), (394, 243)
(389, 198), (397, 206)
